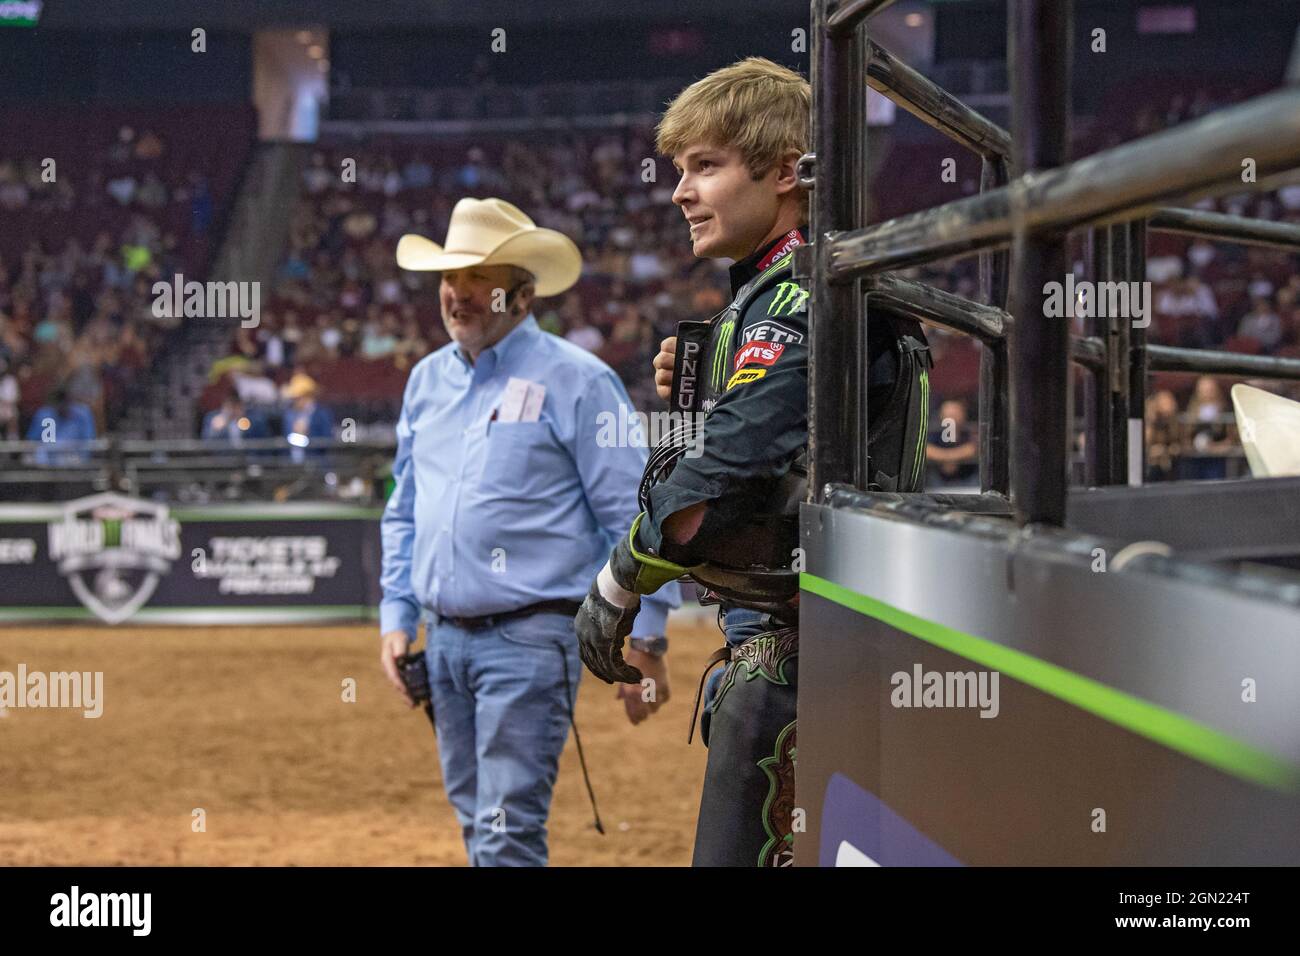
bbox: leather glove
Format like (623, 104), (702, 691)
(575, 578), (643, 684)
(575, 513), (695, 684)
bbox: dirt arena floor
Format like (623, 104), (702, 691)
(0, 615), (720, 866)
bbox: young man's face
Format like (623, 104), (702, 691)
(671, 144), (784, 261)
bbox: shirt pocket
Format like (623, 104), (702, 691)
(480, 421), (559, 497)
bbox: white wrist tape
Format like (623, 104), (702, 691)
(597, 561), (639, 609)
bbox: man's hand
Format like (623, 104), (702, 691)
(380, 629), (415, 706)
(653, 336), (677, 402)
(616, 647), (670, 725)
(574, 581), (643, 684)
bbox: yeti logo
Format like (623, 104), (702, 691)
(743, 320), (804, 345)
(48, 493), (181, 624)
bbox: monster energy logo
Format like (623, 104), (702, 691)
(760, 252), (794, 280)
(911, 368), (930, 487)
(769, 282), (809, 317)
(711, 317), (736, 390)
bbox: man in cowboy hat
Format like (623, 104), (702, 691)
(280, 372), (334, 462)
(379, 196), (680, 866)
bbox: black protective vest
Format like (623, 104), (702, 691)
(645, 258), (933, 610)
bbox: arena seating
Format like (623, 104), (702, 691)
(0, 105), (257, 436)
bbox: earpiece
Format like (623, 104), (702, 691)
(505, 281), (529, 316)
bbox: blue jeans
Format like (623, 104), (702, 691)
(423, 610), (581, 866)
(721, 606), (770, 647)
(700, 607), (769, 724)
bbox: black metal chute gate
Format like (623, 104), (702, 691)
(800, 0), (1019, 501)
(1085, 211), (1300, 486)
(791, 0), (1300, 868)
(799, 0), (1300, 520)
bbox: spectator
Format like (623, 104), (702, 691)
(392, 315), (429, 370)
(280, 311), (304, 365)
(26, 382), (97, 465)
(361, 311), (399, 360)
(628, 247), (667, 282)
(108, 126), (135, 164)
(202, 391), (269, 444)
(134, 130), (165, 161)
(106, 172), (137, 206)
(302, 152), (333, 195)
(379, 201), (411, 240)
(1145, 389), (1182, 482)
(120, 239), (152, 277)
(319, 316), (343, 356)
(402, 155), (433, 189)
(1238, 295), (1283, 351)
(1186, 376), (1234, 479)
(1155, 275), (1218, 347)
(64, 344), (104, 426)
(926, 398), (979, 487)
(281, 371), (334, 453)
(136, 172), (168, 210)
(1247, 272), (1275, 301)
(0, 167), (28, 211)
(1276, 287), (1300, 347)
(1279, 181), (1300, 213)
(0, 356), (18, 440)
(447, 146), (502, 193)
(564, 313), (605, 352)
(232, 361), (279, 407)
(1186, 239), (1216, 273)
(189, 173), (213, 236)
(600, 304), (651, 377)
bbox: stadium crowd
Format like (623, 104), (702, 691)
(203, 127), (732, 432)
(2, 86), (1294, 487)
(0, 108), (253, 443)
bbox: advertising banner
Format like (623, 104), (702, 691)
(0, 494), (382, 624)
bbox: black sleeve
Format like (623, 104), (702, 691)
(642, 277), (809, 556)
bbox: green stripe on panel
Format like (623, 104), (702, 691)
(801, 572), (1299, 792)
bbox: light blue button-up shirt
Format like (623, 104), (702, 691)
(380, 315), (680, 640)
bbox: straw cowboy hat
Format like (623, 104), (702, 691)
(281, 372), (320, 401)
(395, 197), (582, 297)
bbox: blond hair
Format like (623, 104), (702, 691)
(656, 57), (810, 191)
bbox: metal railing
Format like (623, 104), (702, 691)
(802, 0), (1300, 526)
(1081, 209), (1300, 487)
(0, 438), (397, 504)
(801, 0), (1019, 503)
(325, 77), (690, 130)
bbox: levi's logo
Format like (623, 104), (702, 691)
(733, 342), (785, 371)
